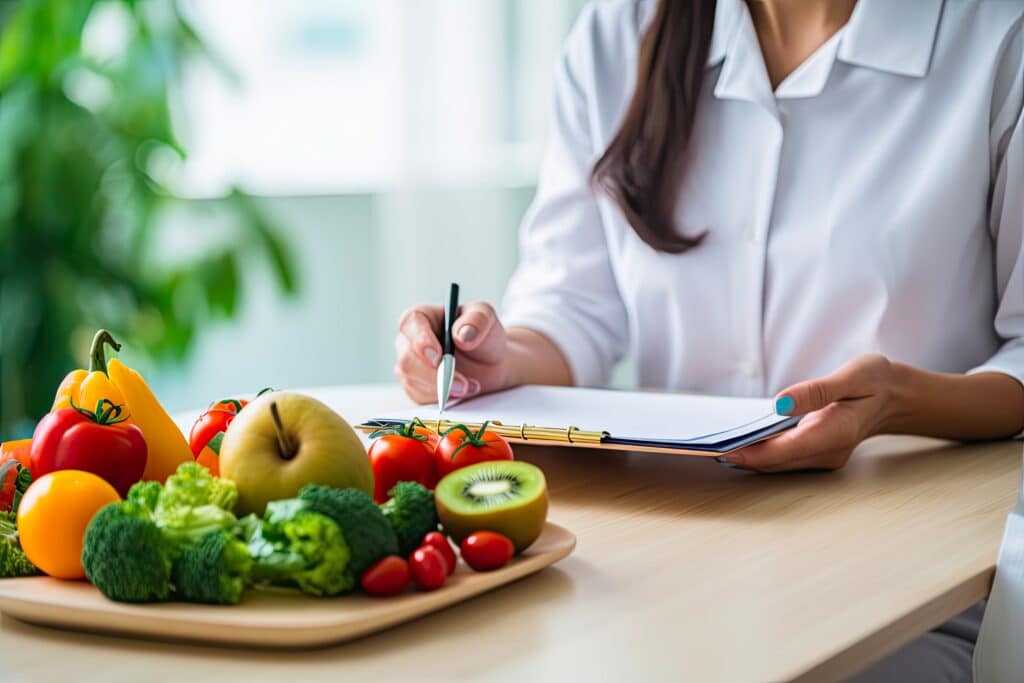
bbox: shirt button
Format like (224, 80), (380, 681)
(746, 229), (762, 244)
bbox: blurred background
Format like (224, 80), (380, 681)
(0, 0), (592, 436)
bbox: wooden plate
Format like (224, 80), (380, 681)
(0, 522), (575, 649)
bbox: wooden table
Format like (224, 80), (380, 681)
(1, 384), (1020, 682)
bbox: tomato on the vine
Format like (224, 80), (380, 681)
(189, 398), (248, 457)
(369, 419), (439, 503)
(436, 421), (514, 478)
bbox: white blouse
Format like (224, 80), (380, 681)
(502, 0), (1024, 397)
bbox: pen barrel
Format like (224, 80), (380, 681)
(443, 282), (460, 354)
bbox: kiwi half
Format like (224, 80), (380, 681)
(435, 460), (548, 553)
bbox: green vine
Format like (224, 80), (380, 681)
(441, 421), (493, 460)
(69, 397), (130, 426)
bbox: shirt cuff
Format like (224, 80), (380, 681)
(967, 342), (1024, 439)
(502, 304), (612, 388)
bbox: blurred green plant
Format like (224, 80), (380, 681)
(0, 0), (296, 436)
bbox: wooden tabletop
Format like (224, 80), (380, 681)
(1, 384), (1020, 682)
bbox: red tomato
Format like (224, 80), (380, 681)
(421, 531), (457, 575)
(435, 422), (513, 479)
(189, 398), (247, 457)
(31, 403), (147, 498)
(409, 546), (447, 590)
(361, 556), (412, 596)
(369, 420), (439, 503)
(460, 531), (514, 572)
(0, 440), (32, 511)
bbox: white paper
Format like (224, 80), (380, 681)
(379, 385), (786, 445)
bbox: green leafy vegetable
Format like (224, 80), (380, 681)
(242, 503), (353, 597)
(0, 510), (36, 578)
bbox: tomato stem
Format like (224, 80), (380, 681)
(208, 398), (244, 415)
(442, 421), (492, 460)
(69, 397), (130, 425)
(369, 417), (431, 441)
(269, 401), (298, 460)
(87, 329), (121, 375)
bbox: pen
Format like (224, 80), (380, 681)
(437, 282), (460, 414)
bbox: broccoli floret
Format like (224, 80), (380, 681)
(156, 461), (238, 516)
(242, 503), (353, 597)
(298, 485), (398, 576)
(380, 482), (438, 556)
(81, 502), (173, 602)
(0, 511), (36, 578)
(172, 529), (252, 605)
(126, 480), (162, 514)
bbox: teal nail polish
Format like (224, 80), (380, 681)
(775, 395), (795, 416)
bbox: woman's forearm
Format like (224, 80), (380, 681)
(882, 362), (1024, 440)
(505, 327), (574, 388)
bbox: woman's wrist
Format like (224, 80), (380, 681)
(504, 327), (574, 389)
(876, 361), (1024, 440)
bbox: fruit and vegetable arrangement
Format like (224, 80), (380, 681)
(0, 329), (555, 606)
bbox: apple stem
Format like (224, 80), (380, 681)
(269, 401), (298, 460)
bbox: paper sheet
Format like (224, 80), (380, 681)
(381, 385), (787, 445)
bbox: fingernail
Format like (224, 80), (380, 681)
(457, 325), (478, 343)
(451, 378), (467, 396)
(467, 379), (481, 396)
(716, 454), (743, 466)
(424, 348), (439, 364)
(718, 461), (740, 469)
(775, 395), (795, 416)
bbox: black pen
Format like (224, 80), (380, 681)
(437, 282), (460, 414)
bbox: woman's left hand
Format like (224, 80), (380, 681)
(718, 354), (897, 473)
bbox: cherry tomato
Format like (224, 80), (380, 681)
(409, 545), (447, 590)
(189, 398), (247, 457)
(18, 470), (121, 579)
(435, 422), (513, 479)
(460, 531), (515, 572)
(421, 531), (457, 575)
(369, 420), (438, 503)
(361, 555), (412, 596)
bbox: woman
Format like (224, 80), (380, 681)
(396, 0), (1024, 679)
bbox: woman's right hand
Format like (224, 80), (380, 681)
(395, 302), (511, 404)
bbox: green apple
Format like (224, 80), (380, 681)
(219, 391), (373, 515)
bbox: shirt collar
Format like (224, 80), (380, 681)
(836, 0), (945, 78)
(707, 0), (945, 79)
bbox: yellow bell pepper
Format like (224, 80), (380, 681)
(107, 357), (192, 483)
(51, 329), (192, 483)
(52, 330), (131, 420)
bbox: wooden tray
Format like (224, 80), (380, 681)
(0, 522), (574, 649)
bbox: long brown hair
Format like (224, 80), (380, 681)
(591, 0), (717, 253)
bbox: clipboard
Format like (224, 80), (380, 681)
(356, 385), (799, 456)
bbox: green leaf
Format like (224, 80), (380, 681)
(227, 189), (298, 296)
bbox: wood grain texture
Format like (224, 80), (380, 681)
(0, 523), (575, 648)
(0, 384), (1019, 682)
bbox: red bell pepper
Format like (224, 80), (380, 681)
(30, 399), (148, 497)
